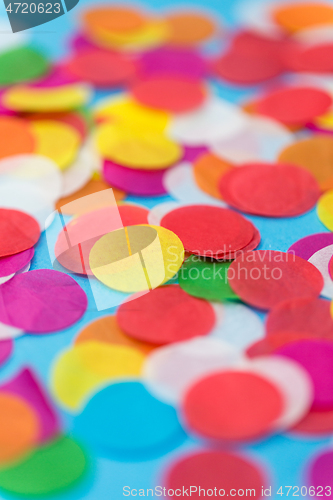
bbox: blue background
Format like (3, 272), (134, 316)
(0, 0), (332, 498)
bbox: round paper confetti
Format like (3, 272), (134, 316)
(139, 46), (207, 80)
(55, 205), (124, 276)
(0, 117), (35, 160)
(267, 297), (333, 339)
(0, 154), (62, 203)
(183, 370), (283, 440)
(284, 42), (333, 73)
(228, 251), (323, 310)
(243, 356), (313, 430)
(2, 368), (60, 445)
(30, 120), (81, 170)
(273, 3), (333, 33)
(0, 248), (34, 278)
(89, 225), (184, 292)
(212, 115), (293, 165)
(2, 84), (91, 113)
(0, 339), (13, 366)
(308, 244), (333, 299)
(257, 87), (332, 126)
(103, 160), (167, 195)
(96, 122), (182, 169)
(89, 18), (169, 52)
(288, 232), (333, 261)
(276, 339), (333, 410)
(0, 47), (49, 87)
(75, 341), (145, 378)
(166, 11), (216, 45)
(52, 345), (117, 411)
(56, 178), (125, 215)
(168, 96), (247, 146)
(292, 407), (333, 435)
(165, 451), (266, 500)
(83, 6), (146, 34)
(0, 436), (87, 496)
(0, 392), (39, 465)
(179, 255), (239, 302)
(308, 449), (333, 492)
(0, 181), (54, 229)
(74, 382), (185, 459)
(75, 315), (155, 354)
(28, 109), (89, 141)
(211, 302), (265, 351)
(118, 204), (149, 226)
(143, 337), (242, 404)
(193, 153), (233, 200)
(160, 205), (255, 259)
(246, 333), (317, 358)
(163, 163), (224, 204)
(317, 190), (333, 230)
(131, 77), (206, 113)
(0, 270), (87, 333)
(59, 142), (95, 198)
(219, 163), (320, 217)
(117, 285), (216, 345)
(0, 322), (22, 341)
(0, 209), (40, 258)
(67, 50), (136, 87)
(213, 48), (283, 85)
(94, 94), (169, 133)
(278, 135), (333, 191)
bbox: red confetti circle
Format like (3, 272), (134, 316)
(219, 163), (320, 217)
(292, 408), (333, 435)
(257, 86), (332, 126)
(228, 250), (324, 310)
(246, 332), (321, 358)
(266, 297), (333, 338)
(116, 285), (216, 345)
(131, 77), (206, 113)
(183, 370), (283, 441)
(213, 51), (283, 85)
(66, 50), (137, 87)
(0, 209), (40, 258)
(284, 42), (333, 73)
(117, 205), (149, 226)
(165, 451), (266, 500)
(160, 205), (255, 258)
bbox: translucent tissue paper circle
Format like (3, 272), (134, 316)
(0, 270), (87, 333)
(89, 225), (184, 293)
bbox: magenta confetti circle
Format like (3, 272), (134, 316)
(0, 269), (87, 334)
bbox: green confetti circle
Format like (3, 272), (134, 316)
(179, 255), (239, 302)
(0, 436), (87, 496)
(0, 47), (49, 86)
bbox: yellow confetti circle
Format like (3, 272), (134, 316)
(51, 341), (144, 411)
(30, 120), (81, 170)
(96, 122), (182, 169)
(94, 96), (170, 132)
(87, 19), (169, 51)
(89, 224), (184, 293)
(314, 110), (333, 131)
(2, 84), (91, 113)
(317, 189), (333, 231)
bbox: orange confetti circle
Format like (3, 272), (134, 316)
(0, 117), (35, 160)
(0, 392), (39, 464)
(273, 3), (333, 33)
(82, 6), (146, 34)
(166, 12), (216, 45)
